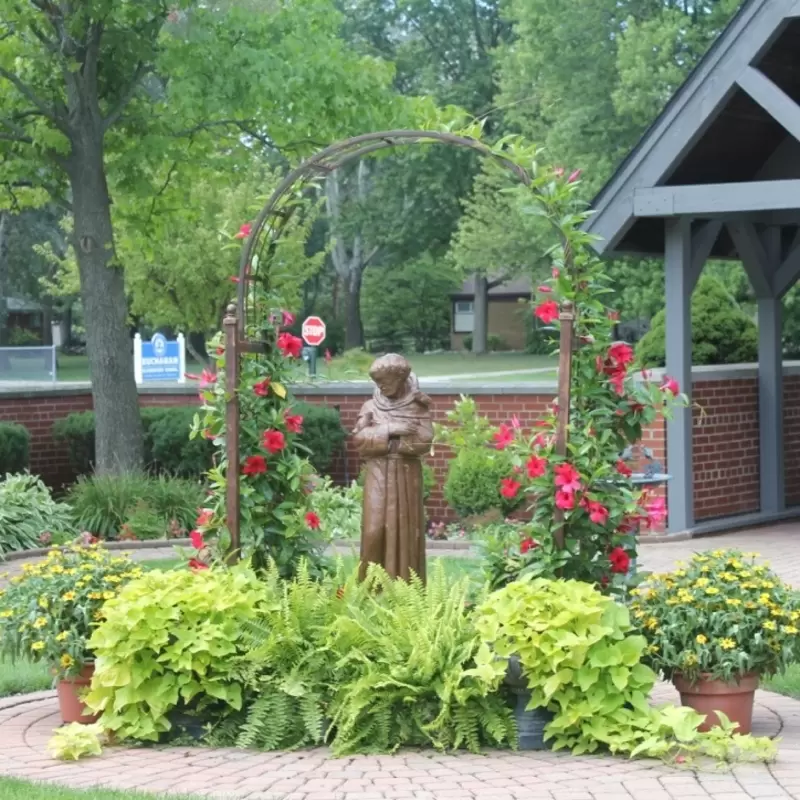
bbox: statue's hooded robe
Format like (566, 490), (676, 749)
(353, 373), (433, 581)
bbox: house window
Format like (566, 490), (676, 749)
(453, 300), (474, 333)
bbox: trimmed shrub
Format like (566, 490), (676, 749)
(52, 411), (95, 476)
(293, 401), (347, 473)
(145, 406), (215, 477)
(637, 274), (758, 367)
(67, 474), (204, 540)
(444, 447), (520, 517)
(0, 422), (30, 473)
(54, 403), (345, 478)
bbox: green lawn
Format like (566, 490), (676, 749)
(45, 351), (556, 384)
(53, 355), (205, 384)
(0, 779), (202, 800)
(313, 351), (557, 383)
(763, 664), (800, 699)
(0, 656), (51, 697)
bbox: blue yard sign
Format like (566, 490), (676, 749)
(134, 332), (185, 383)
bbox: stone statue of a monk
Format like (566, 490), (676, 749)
(353, 354), (433, 581)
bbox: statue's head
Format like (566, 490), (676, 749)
(369, 353), (411, 400)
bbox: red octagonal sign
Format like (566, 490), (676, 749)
(301, 316), (327, 347)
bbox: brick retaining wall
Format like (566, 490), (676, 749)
(1, 366), (797, 525)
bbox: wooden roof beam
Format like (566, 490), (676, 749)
(737, 66), (800, 143)
(633, 180), (800, 217)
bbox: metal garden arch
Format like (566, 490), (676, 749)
(223, 129), (574, 556)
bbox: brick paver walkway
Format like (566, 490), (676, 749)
(3, 523), (800, 798)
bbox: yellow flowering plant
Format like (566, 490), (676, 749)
(631, 549), (800, 682)
(0, 544), (142, 677)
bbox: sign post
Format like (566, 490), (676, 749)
(134, 332), (185, 384)
(301, 316), (326, 377)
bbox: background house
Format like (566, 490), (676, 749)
(450, 276), (532, 351)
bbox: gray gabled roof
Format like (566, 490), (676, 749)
(586, 0), (800, 257)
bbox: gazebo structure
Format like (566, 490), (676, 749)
(586, 0), (800, 535)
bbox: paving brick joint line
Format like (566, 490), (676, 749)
(3, 525), (800, 798)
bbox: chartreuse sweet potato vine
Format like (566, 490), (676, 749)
(474, 576), (777, 763)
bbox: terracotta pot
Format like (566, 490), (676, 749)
(56, 663), (99, 725)
(673, 672), (758, 734)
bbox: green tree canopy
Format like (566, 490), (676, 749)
(0, 0), (403, 472)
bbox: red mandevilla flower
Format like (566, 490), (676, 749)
(262, 429), (286, 454)
(588, 501), (609, 525)
(189, 530), (205, 550)
(608, 547), (630, 574)
(555, 490), (575, 510)
(554, 463), (581, 494)
(281, 310), (296, 327)
(493, 424), (514, 450)
(537, 285), (552, 294)
(189, 558), (209, 571)
(520, 537), (537, 554)
(277, 332), (303, 359)
(242, 455), (267, 476)
(645, 496), (667, 527)
(253, 379), (271, 397)
(284, 413), (304, 434)
(661, 376), (680, 396)
(526, 455), (547, 479)
(196, 509), (214, 527)
(567, 169), (582, 184)
(500, 478), (522, 499)
(534, 299), (559, 325)
(608, 342), (634, 367)
(305, 511), (321, 530)
(615, 459), (633, 478)
(235, 222), (252, 239)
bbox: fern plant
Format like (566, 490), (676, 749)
(229, 561), (346, 751)
(324, 562), (515, 755)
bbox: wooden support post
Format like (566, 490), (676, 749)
(553, 301), (575, 551)
(223, 303), (241, 561)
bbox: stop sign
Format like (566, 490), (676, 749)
(301, 316), (327, 347)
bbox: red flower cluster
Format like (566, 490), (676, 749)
(520, 537), (538, 554)
(196, 509), (213, 527)
(596, 342), (634, 396)
(242, 455), (267, 476)
(493, 423), (515, 450)
(305, 511), (321, 530)
(253, 378), (271, 397)
(526, 455), (547, 479)
(186, 369), (217, 389)
(284, 413), (303, 434)
(500, 477), (522, 499)
(534, 299), (559, 325)
(277, 332), (303, 359)
(608, 546), (630, 574)
(553, 462), (582, 511)
(262, 429), (286, 454)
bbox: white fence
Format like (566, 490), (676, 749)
(0, 345), (57, 383)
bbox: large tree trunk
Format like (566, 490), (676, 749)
(345, 270), (364, 350)
(471, 273), (489, 354)
(68, 129), (143, 474)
